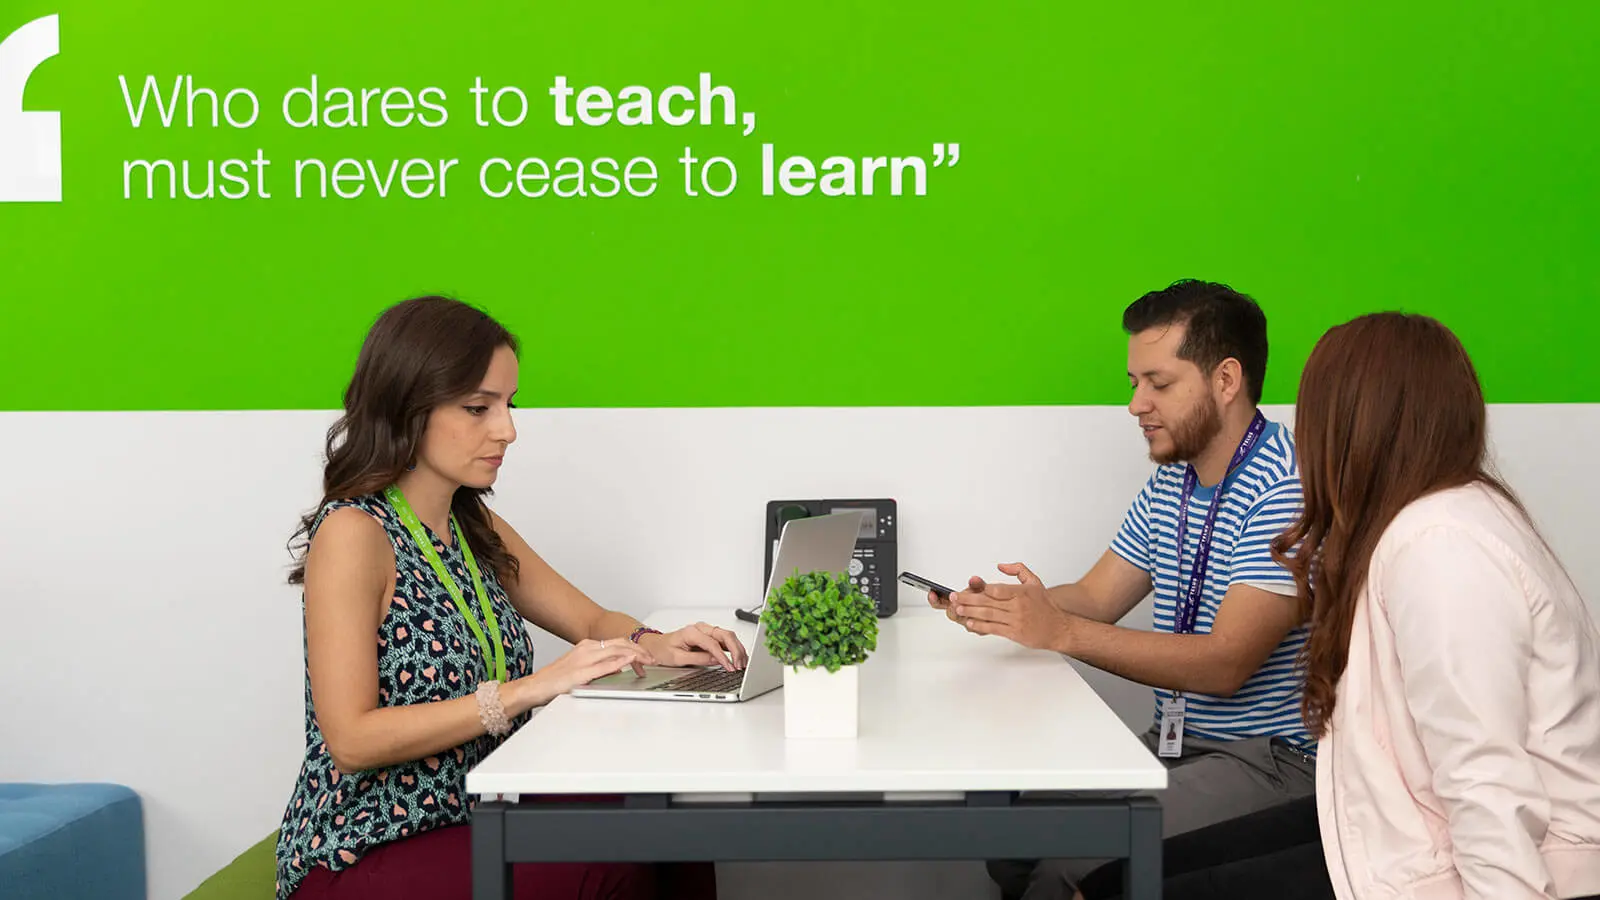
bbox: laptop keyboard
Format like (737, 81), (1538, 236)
(649, 667), (746, 694)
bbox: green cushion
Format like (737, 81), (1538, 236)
(183, 833), (276, 900)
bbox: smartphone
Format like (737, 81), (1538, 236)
(898, 570), (957, 602)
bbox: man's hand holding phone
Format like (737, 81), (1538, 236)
(900, 570), (988, 621)
(940, 575), (991, 623)
(899, 571), (958, 610)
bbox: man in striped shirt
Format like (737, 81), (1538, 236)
(946, 280), (1314, 900)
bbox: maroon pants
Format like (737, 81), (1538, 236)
(293, 822), (716, 900)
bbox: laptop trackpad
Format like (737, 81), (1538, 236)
(585, 666), (689, 691)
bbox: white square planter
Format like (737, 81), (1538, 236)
(782, 663), (859, 739)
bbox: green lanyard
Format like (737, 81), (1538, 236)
(383, 485), (507, 683)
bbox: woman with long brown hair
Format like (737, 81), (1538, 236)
(1280, 312), (1600, 900)
(1078, 312), (1600, 900)
(273, 295), (746, 900)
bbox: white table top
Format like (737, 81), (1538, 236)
(465, 606), (1168, 797)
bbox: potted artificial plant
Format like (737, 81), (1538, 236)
(761, 569), (879, 739)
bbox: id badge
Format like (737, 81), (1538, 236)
(1158, 696), (1186, 758)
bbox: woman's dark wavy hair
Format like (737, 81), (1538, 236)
(287, 296), (521, 586)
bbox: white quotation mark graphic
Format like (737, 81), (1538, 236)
(932, 143), (960, 167)
(0, 14), (61, 203)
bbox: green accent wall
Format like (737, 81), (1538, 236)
(1, 1), (1595, 410)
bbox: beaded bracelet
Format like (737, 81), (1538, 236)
(476, 680), (511, 737)
(629, 625), (663, 643)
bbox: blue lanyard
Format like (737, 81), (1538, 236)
(1172, 411), (1266, 635)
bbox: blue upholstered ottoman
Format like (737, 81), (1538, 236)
(0, 783), (147, 899)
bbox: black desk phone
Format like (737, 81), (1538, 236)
(737, 498), (898, 623)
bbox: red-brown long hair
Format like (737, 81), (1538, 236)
(1271, 312), (1528, 736)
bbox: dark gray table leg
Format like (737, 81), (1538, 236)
(1124, 796), (1163, 900)
(472, 800), (513, 900)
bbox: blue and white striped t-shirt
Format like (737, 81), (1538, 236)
(1110, 418), (1313, 750)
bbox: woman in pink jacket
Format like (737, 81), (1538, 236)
(1277, 311), (1600, 900)
(1079, 312), (1600, 900)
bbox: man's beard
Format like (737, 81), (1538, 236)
(1151, 397), (1223, 466)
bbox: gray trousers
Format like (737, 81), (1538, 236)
(987, 727), (1317, 900)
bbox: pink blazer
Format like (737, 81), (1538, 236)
(1317, 483), (1600, 900)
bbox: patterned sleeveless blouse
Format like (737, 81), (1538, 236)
(274, 493), (537, 900)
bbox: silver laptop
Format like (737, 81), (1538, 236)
(569, 511), (865, 703)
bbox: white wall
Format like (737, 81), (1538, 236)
(2, 404), (1596, 900)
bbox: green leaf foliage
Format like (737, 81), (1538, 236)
(759, 569), (880, 673)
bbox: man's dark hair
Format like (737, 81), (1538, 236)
(1122, 279), (1269, 404)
